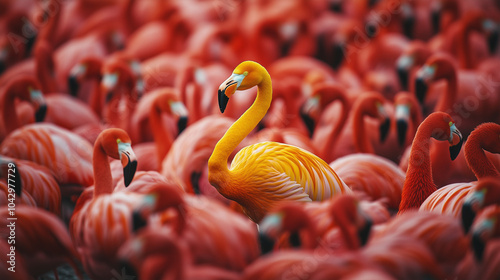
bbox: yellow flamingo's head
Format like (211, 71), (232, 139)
(218, 61), (266, 113)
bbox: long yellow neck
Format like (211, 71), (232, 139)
(208, 71), (272, 173)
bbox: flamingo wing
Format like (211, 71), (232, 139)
(231, 142), (350, 201)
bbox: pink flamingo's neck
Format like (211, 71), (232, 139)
(435, 68), (457, 113)
(92, 138), (113, 197)
(319, 86), (349, 162)
(465, 124), (500, 179)
(352, 106), (374, 154)
(399, 120), (437, 213)
(149, 105), (174, 168)
(1, 91), (20, 134)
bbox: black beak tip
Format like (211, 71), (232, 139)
(0, 60), (5, 75)
(358, 218), (373, 246)
(379, 118), (391, 143)
(431, 9), (441, 34)
(132, 210), (147, 232)
(117, 259), (138, 279)
(396, 119), (408, 147)
(397, 67), (409, 90)
(488, 30), (499, 54)
(461, 202), (475, 234)
(177, 116), (188, 135)
(300, 109), (316, 138)
(123, 160), (137, 187)
(218, 89), (229, 113)
(402, 15), (415, 39)
(68, 76), (79, 97)
(472, 233), (485, 262)
(35, 104), (47, 122)
(414, 77), (428, 105)
(449, 137), (463, 161)
(258, 231), (275, 255)
(105, 92), (113, 104)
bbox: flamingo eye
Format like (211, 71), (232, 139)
(243, 71), (248, 76)
(449, 121), (453, 127)
(117, 139), (121, 144)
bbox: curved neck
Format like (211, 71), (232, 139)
(35, 43), (57, 93)
(323, 95), (349, 162)
(458, 24), (473, 69)
(399, 122), (436, 213)
(1, 92), (20, 134)
(465, 135), (500, 179)
(209, 73), (272, 172)
(435, 70), (457, 112)
(352, 107), (373, 154)
(92, 140), (113, 197)
(149, 106), (174, 169)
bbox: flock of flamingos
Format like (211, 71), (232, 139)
(1, 0), (500, 279)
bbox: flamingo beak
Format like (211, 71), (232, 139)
(118, 142), (137, 187)
(357, 207), (373, 246)
(396, 55), (414, 90)
(300, 96), (320, 137)
(461, 190), (485, 233)
(377, 104), (390, 143)
(68, 64), (86, 97)
(483, 19), (499, 54)
(395, 104), (410, 147)
(448, 123), (463, 161)
(218, 73), (245, 113)
(415, 64), (435, 105)
(102, 72), (118, 104)
(258, 212), (284, 254)
(471, 218), (495, 262)
(29, 88), (47, 122)
(170, 101), (189, 134)
(431, 6), (441, 34)
(401, 4), (415, 38)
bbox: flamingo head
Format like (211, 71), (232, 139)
(470, 205), (500, 262)
(131, 183), (186, 233)
(462, 177), (500, 233)
(415, 54), (455, 104)
(218, 61), (267, 113)
(361, 92), (391, 143)
(427, 112), (463, 160)
(99, 128), (137, 186)
(394, 91), (420, 147)
(154, 90), (189, 134)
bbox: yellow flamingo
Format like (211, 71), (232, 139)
(208, 61), (351, 223)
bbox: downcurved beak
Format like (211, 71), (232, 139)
(68, 64), (86, 97)
(461, 190), (485, 233)
(396, 55), (414, 90)
(471, 218), (494, 262)
(169, 101), (189, 134)
(358, 217), (372, 246)
(118, 142), (137, 187)
(401, 4), (415, 39)
(258, 212), (284, 254)
(395, 104), (410, 146)
(483, 19), (499, 54)
(415, 65), (435, 104)
(448, 123), (463, 161)
(218, 73), (245, 113)
(431, 7), (441, 34)
(30, 88), (47, 122)
(300, 96), (320, 137)
(377, 104), (390, 143)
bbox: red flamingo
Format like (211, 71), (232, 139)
(419, 123), (500, 221)
(0, 156), (60, 215)
(117, 230), (241, 280)
(372, 210), (468, 276)
(399, 112), (463, 213)
(0, 205), (81, 279)
(395, 40), (433, 91)
(455, 205), (500, 280)
(0, 77), (46, 142)
(160, 115), (240, 199)
(130, 87), (188, 171)
(69, 128), (141, 279)
(130, 183), (260, 272)
(67, 56), (103, 103)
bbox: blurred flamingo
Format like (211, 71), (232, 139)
(130, 87), (188, 171)
(130, 183), (260, 272)
(208, 61), (351, 223)
(0, 205), (81, 279)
